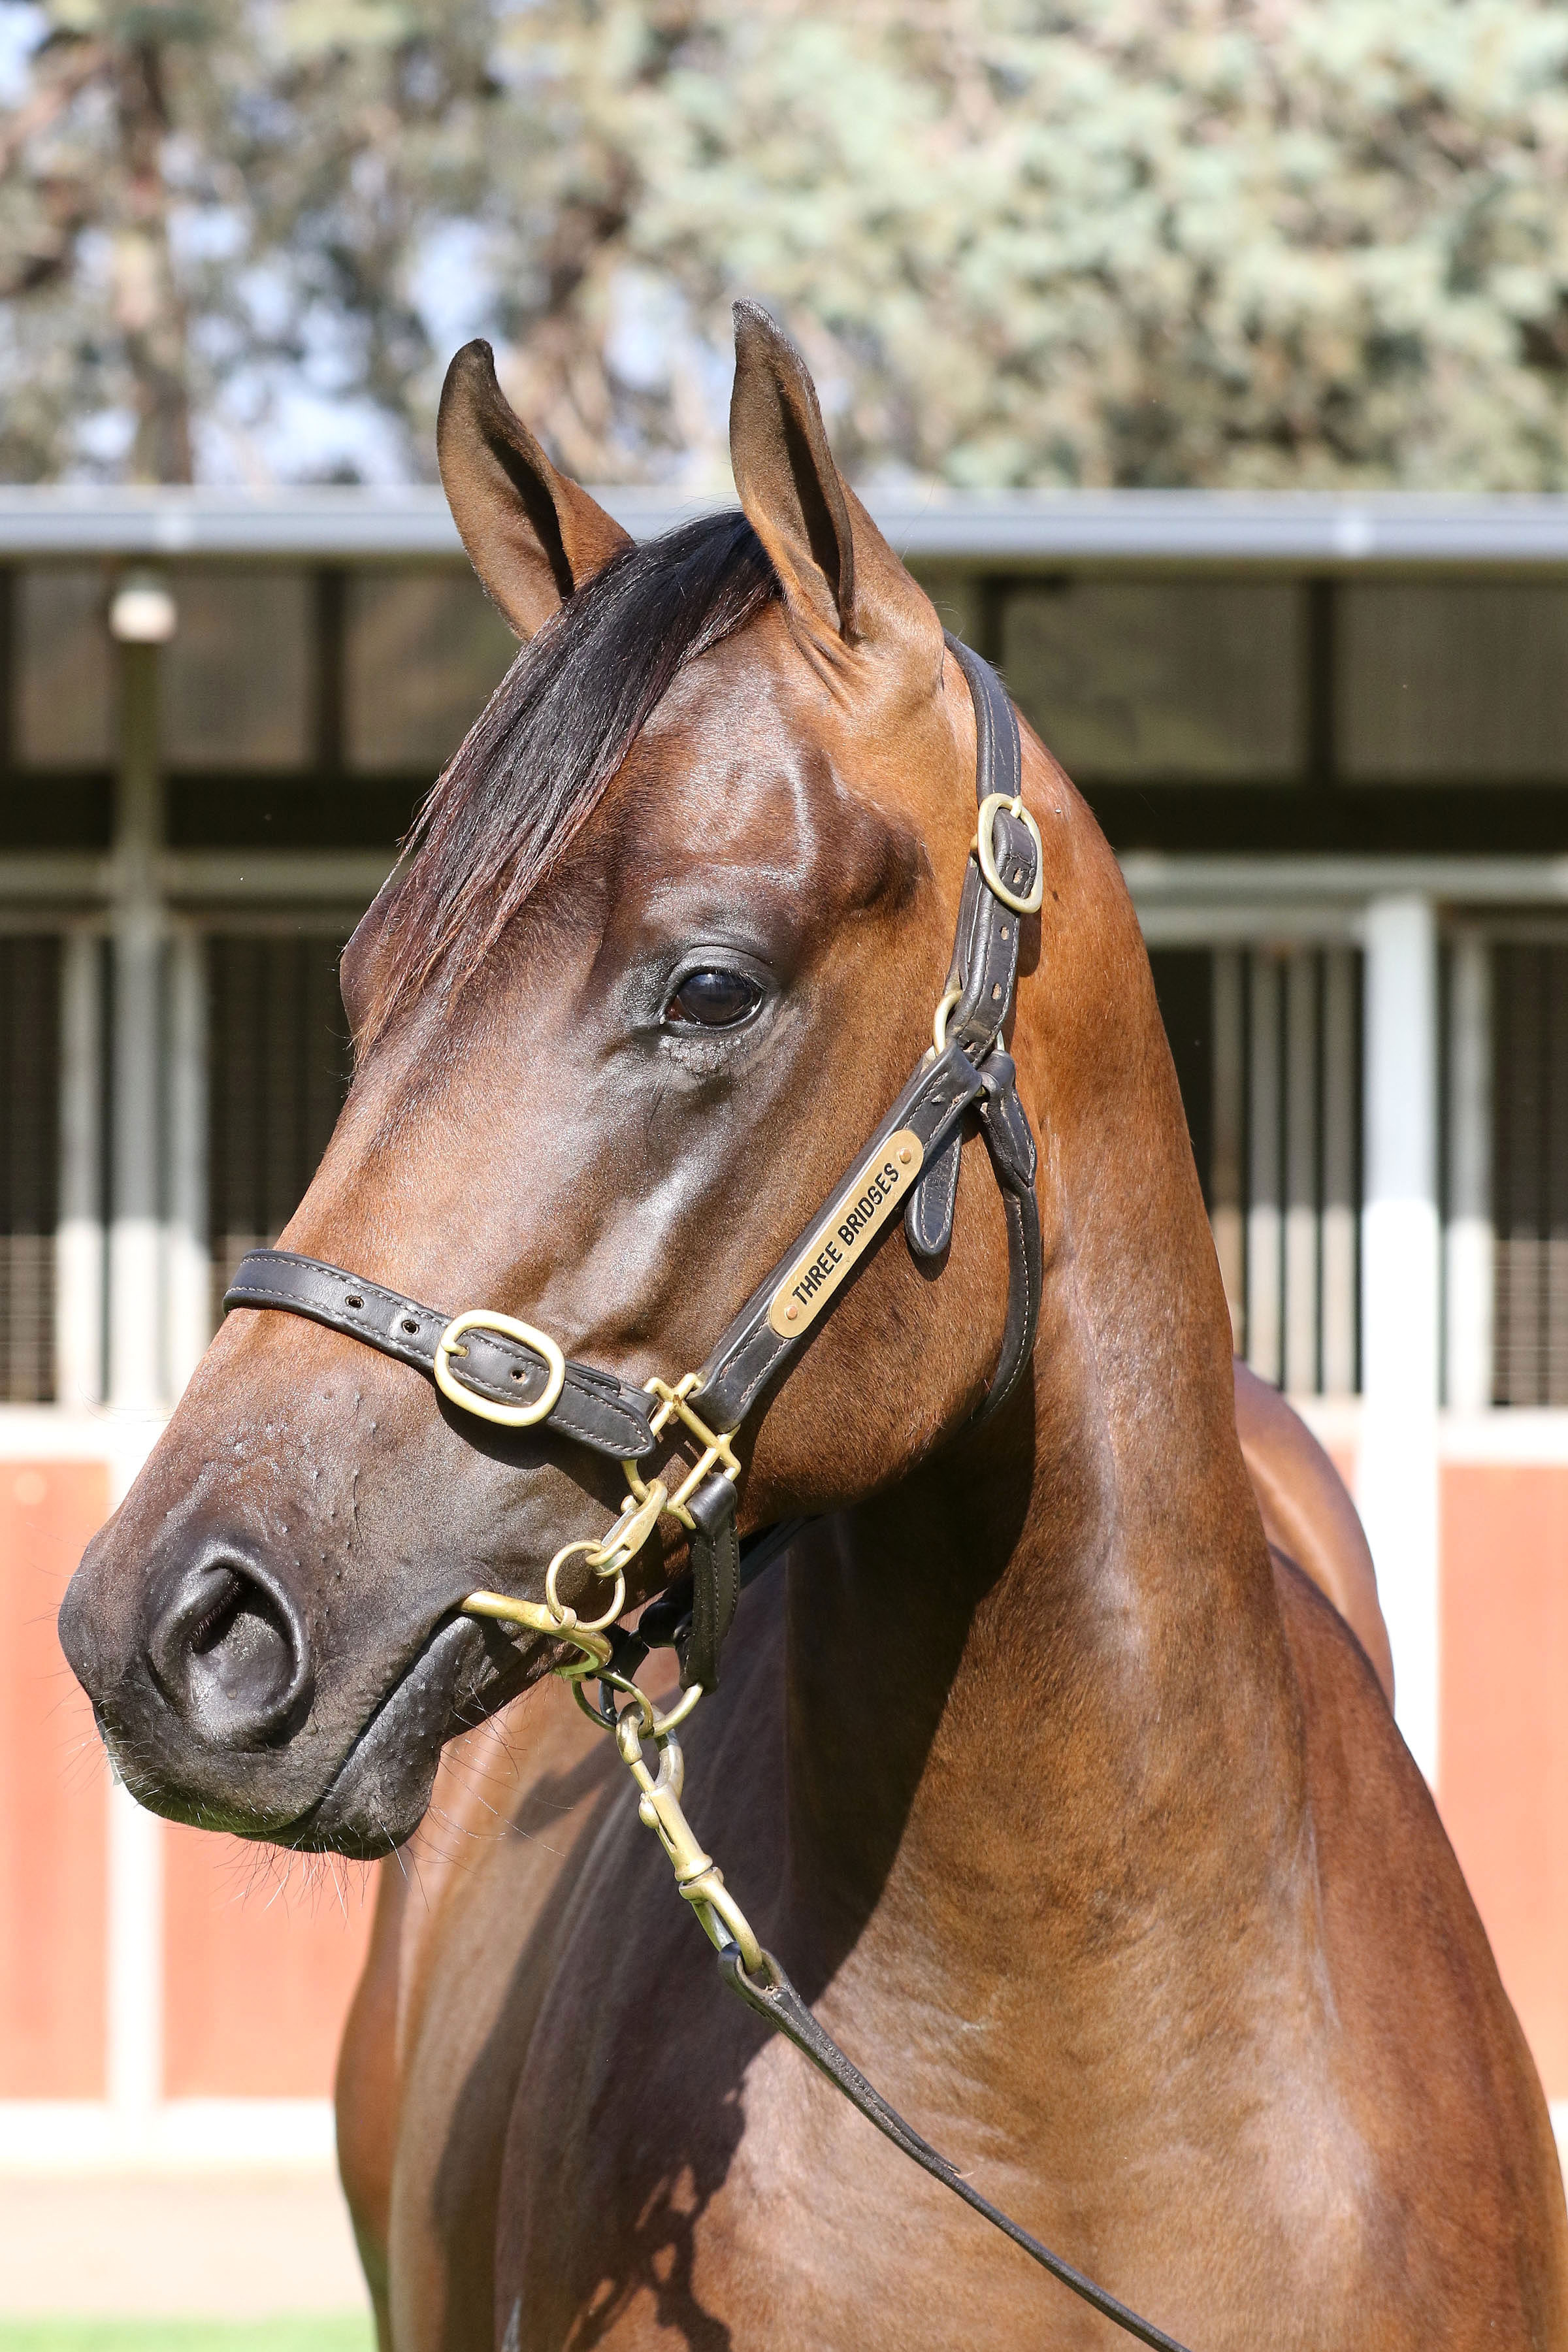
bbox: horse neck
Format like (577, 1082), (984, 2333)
(777, 823), (1311, 1997)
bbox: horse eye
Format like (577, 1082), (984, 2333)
(666, 968), (762, 1029)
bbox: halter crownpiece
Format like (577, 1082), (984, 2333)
(225, 635), (1043, 1697)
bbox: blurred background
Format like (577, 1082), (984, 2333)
(3, 0), (1568, 2344)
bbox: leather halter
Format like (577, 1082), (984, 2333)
(225, 636), (1044, 1695)
(223, 642), (1201, 2351)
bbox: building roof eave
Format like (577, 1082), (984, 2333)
(3, 483), (1568, 565)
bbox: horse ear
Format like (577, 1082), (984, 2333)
(437, 340), (632, 640)
(728, 301), (926, 655)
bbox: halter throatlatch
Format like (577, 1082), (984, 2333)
(225, 635), (1043, 1697)
(223, 643), (1198, 2352)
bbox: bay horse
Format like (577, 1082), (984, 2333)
(61, 305), (1564, 2350)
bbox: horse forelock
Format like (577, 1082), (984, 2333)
(361, 509), (781, 1047)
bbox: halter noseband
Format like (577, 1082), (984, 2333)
(223, 636), (1044, 1695)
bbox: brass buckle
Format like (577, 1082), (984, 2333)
(975, 791), (1045, 916)
(434, 1308), (566, 1428)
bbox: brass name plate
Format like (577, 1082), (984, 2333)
(768, 1128), (926, 1339)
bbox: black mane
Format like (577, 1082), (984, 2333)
(370, 508), (779, 1039)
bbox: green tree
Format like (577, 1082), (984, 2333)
(491, 0), (1568, 489)
(0, 0), (502, 480)
(5, 0), (1568, 488)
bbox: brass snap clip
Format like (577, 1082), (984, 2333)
(614, 1713), (764, 1974)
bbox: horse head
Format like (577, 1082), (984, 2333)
(59, 305), (1117, 1857)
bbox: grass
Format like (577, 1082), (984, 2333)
(0, 2326), (372, 2352)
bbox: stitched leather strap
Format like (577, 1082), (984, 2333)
(904, 1125), (962, 1260)
(720, 1945), (1194, 2352)
(682, 1471), (742, 1692)
(690, 639), (1039, 1439)
(973, 1051), (1043, 1422)
(223, 1250), (659, 1462)
(687, 1038), (988, 1433)
(942, 634), (1031, 1062)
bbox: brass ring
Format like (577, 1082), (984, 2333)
(544, 1539), (626, 1633)
(931, 986), (964, 1056)
(570, 1667), (651, 1733)
(434, 1309), (566, 1427)
(652, 1682), (704, 1736)
(975, 791), (1045, 916)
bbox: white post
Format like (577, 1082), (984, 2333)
(1247, 952), (1282, 1384)
(56, 928), (104, 1407)
(104, 586), (174, 2125)
(1358, 894), (1441, 1781)
(108, 634), (165, 1413)
(1446, 934), (1493, 1414)
(165, 927), (210, 1396)
(1320, 949), (1359, 1396)
(1284, 949), (1320, 1395)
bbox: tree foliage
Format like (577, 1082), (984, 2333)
(3, 0), (1568, 487)
(0, 0), (500, 480)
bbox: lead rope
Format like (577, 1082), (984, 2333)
(462, 1585), (1198, 2352)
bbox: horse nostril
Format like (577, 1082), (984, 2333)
(147, 1556), (313, 1750)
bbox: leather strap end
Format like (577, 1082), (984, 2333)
(904, 1126), (962, 1259)
(681, 1471), (741, 1691)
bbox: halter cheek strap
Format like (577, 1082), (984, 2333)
(223, 636), (1043, 1694)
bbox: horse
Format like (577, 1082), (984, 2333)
(60, 304), (1565, 2351)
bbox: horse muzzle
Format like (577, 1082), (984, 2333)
(58, 1522), (512, 1857)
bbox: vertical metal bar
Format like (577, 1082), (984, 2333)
(1546, 945), (1568, 1407)
(1359, 893), (1440, 1783)
(165, 926), (209, 1397)
(1247, 952), (1282, 1384)
(1445, 933), (1494, 1413)
(1320, 947), (1359, 1396)
(1284, 949), (1320, 1394)
(106, 608), (168, 2125)
(56, 927), (104, 1407)
(2, 937), (56, 1402)
(1495, 945), (1543, 1406)
(1211, 950), (1245, 1350)
(108, 638), (165, 1412)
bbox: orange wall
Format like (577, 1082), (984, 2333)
(6, 1462), (371, 2102)
(0, 1461), (109, 2097)
(7, 1450), (1568, 2110)
(163, 1825), (373, 2097)
(1439, 1462), (1568, 2100)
